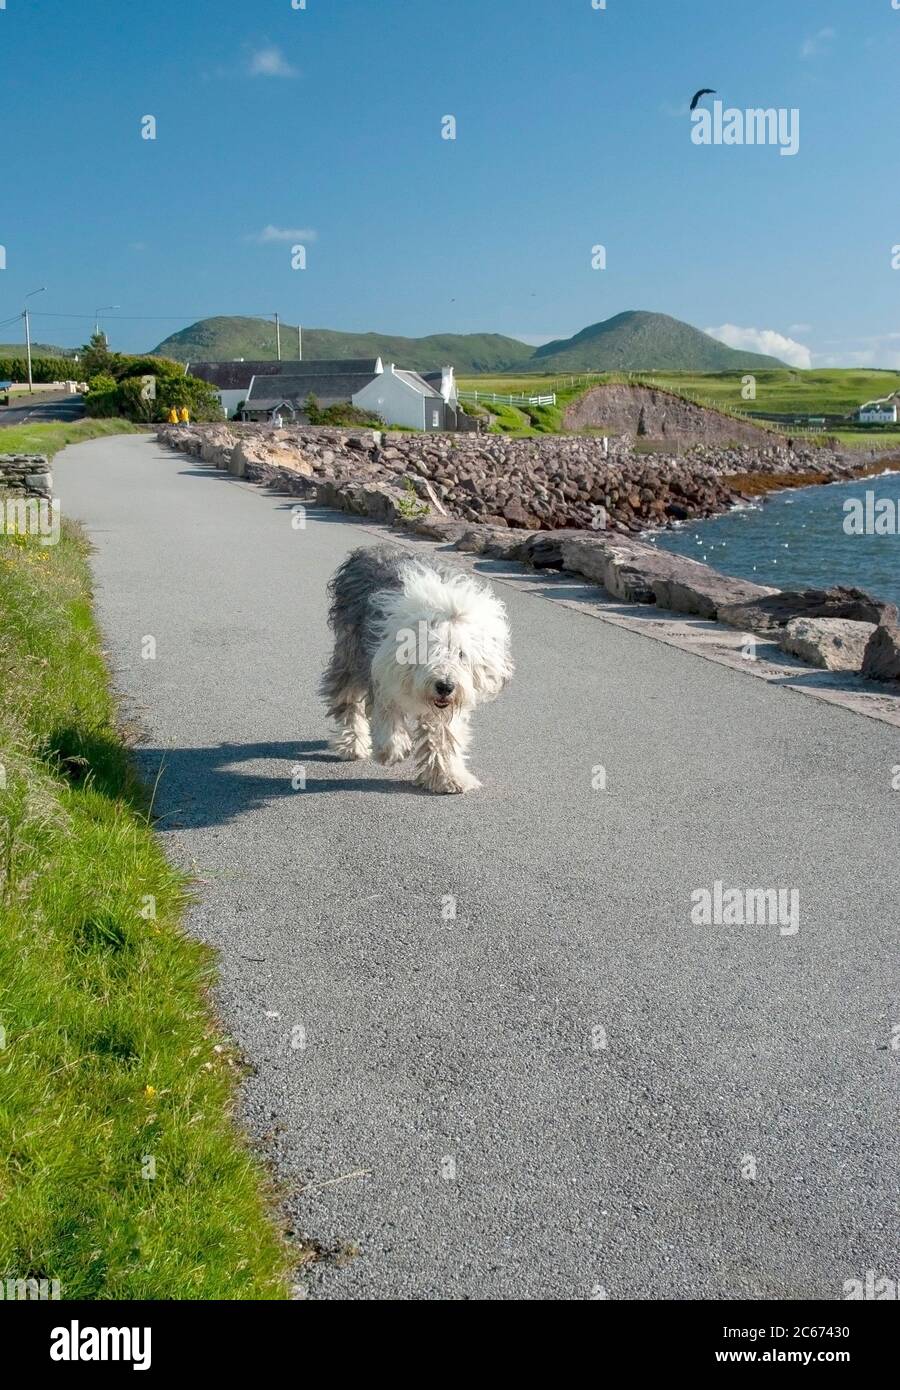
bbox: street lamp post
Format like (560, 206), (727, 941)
(94, 305), (119, 338)
(24, 287), (46, 395)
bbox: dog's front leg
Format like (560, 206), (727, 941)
(371, 701), (412, 766)
(328, 690), (372, 761)
(414, 712), (481, 794)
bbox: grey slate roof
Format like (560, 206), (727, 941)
(244, 371), (378, 412)
(187, 358), (382, 391)
(186, 361), (283, 391)
(288, 358), (382, 377)
(393, 369), (442, 397)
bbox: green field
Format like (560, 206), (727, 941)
(457, 368), (900, 441)
(0, 522), (290, 1298)
(459, 368), (900, 415)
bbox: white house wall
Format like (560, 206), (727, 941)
(353, 372), (425, 429)
(216, 389), (247, 419)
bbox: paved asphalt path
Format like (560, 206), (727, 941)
(0, 391), (83, 428)
(56, 435), (898, 1301)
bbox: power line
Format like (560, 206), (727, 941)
(28, 311), (277, 321)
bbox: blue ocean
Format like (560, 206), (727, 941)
(649, 472), (900, 609)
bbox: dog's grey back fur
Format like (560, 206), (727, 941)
(321, 545), (455, 709)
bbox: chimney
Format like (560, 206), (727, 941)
(440, 365), (455, 402)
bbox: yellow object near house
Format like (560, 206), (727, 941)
(179, 406), (190, 423)
(167, 407), (179, 424)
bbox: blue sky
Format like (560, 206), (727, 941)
(0, 0), (895, 366)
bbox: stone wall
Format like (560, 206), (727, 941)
(0, 454), (52, 499)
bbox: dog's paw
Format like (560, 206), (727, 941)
(447, 770), (482, 795)
(331, 737), (372, 762)
(373, 733), (412, 766)
(420, 768), (482, 795)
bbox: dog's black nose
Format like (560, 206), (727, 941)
(435, 679), (455, 697)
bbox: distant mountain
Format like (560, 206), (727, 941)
(151, 317), (530, 375)
(530, 311), (785, 371)
(151, 310), (786, 375)
(0, 342), (78, 358)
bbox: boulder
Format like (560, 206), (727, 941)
(560, 534), (775, 615)
(406, 516), (471, 543)
(453, 527), (530, 559)
(25, 473), (53, 496)
(502, 499), (541, 530)
(520, 529), (586, 569)
(780, 617), (876, 672)
(561, 536), (670, 603)
(719, 586), (892, 636)
(649, 565), (775, 620)
(861, 609), (900, 682)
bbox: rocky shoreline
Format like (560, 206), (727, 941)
(157, 423), (900, 683)
(161, 420), (890, 534)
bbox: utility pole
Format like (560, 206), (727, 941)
(274, 313), (281, 361)
(24, 287), (46, 395)
(297, 323), (302, 361)
(24, 309), (33, 395)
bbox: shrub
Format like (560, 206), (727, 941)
(314, 403), (384, 428)
(82, 366), (223, 424)
(83, 373), (120, 418)
(154, 373), (223, 422)
(112, 355), (183, 382)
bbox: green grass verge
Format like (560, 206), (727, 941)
(828, 429), (900, 450)
(0, 522), (290, 1299)
(0, 419), (146, 460)
(0, 417), (144, 461)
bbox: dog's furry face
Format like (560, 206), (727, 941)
(370, 563), (513, 718)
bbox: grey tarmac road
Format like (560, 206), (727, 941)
(0, 392), (84, 428)
(55, 434), (898, 1301)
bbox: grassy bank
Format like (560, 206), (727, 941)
(0, 418), (145, 459)
(0, 522), (290, 1299)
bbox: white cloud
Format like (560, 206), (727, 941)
(248, 225), (317, 244)
(248, 46), (298, 78)
(814, 334), (900, 368)
(788, 323), (812, 334)
(801, 27), (835, 59)
(705, 323), (812, 369)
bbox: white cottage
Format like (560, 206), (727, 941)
(353, 364), (456, 431)
(858, 398), (898, 425)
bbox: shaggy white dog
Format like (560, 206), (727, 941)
(320, 546), (513, 793)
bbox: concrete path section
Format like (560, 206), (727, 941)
(55, 435), (899, 1301)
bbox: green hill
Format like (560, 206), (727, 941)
(529, 311), (784, 372)
(152, 310), (787, 375)
(151, 317), (530, 374)
(0, 342), (78, 358)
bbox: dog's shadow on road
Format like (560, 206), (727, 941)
(133, 737), (426, 830)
